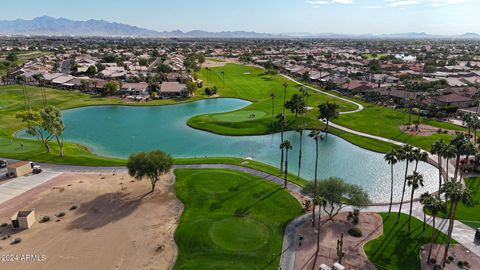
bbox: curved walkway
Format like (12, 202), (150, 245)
(281, 74), (364, 115)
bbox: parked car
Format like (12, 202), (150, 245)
(0, 160), (7, 168)
(32, 165), (42, 174)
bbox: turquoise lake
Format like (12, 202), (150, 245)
(18, 98), (439, 202)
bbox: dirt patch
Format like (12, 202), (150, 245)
(0, 172), (183, 270)
(401, 124), (462, 137)
(420, 243), (480, 270)
(294, 212), (383, 270)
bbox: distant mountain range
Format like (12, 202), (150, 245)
(0, 16), (479, 39)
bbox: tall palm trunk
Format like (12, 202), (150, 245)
(312, 207), (322, 270)
(454, 154), (461, 180)
(280, 128), (284, 176)
(297, 130), (303, 180)
(397, 161), (409, 223)
(437, 156), (442, 198)
(271, 98), (275, 124)
(427, 215), (437, 263)
(284, 149), (289, 188)
(388, 163), (394, 216)
(442, 203), (458, 267)
(407, 187), (415, 235)
(446, 158), (450, 180)
(312, 138), (319, 227)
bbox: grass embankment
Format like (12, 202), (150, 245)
(173, 169), (303, 270)
(175, 157), (306, 186)
(364, 213), (453, 270)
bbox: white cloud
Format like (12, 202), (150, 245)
(370, 0), (479, 8)
(306, 0), (353, 7)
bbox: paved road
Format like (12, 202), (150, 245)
(0, 160), (303, 206)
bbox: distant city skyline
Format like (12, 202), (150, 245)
(2, 0), (480, 35)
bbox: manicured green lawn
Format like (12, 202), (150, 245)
(362, 53), (388, 59)
(173, 169), (303, 270)
(188, 63), (358, 136)
(364, 213), (452, 270)
(334, 101), (467, 151)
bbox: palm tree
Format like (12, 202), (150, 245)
(412, 148), (429, 173)
(442, 144), (456, 180)
(440, 181), (473, 267)
(419, 192), (431, 237)
(450, 133), (471, 180)
(309, 129), (324, 227)
(282, 82), (288, 113)
(421, 193), (446, 263)
(296, 125), (305, 180)
(318, 102), (340, 134)
(431, 139), (446, 197)
(270, 92), (276, 124)
(276, 113), (286, 176)
(406, 172), (424, 235)
(384, 149), (398, 216)
(397, 144), (415, 223)
(312, 195), (327, 270)
(281, 140), (293, 189)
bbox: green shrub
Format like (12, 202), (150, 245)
(348, 227), (362, 237)
(353, 209), (360, 216)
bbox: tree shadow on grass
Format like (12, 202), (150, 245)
(66, 192), (142, 231)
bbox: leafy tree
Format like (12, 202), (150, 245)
(301, 177), (370, 220)
(102, 81), (119, 96)
(285, 93), (306, 121)
(42, 106), (65, 156)
(127, 150), (173, 192)
(186, 81), (197, 96)
(16, 110), (52, 152)
(318, 102), (339, 133)
(85, 65), (97, 76)
(6, 52), (18, 62)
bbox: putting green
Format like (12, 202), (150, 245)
(193, 170), (244, 194)
(211, 110), (266, 122)
(209, 217), (270, 251)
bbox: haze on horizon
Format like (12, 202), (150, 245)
(1, 0), (480, 35)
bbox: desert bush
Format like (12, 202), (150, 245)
(56, 212), (65, 218)
(69, 205), (78, 211)
(11, 237), (21, 245)
(348, 227), (362, 237)
(353, 209), (360, 216)
(40, 216), (51, 223)
(352, 215), (360, 225)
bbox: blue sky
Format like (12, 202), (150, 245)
(2, 0), (480, 34)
